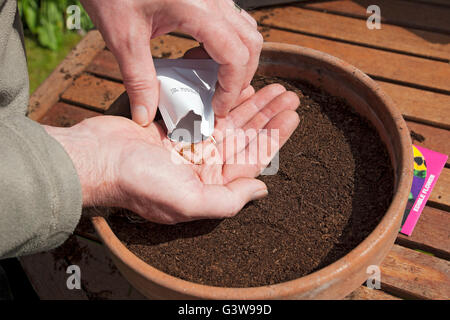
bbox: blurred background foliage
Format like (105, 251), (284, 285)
(18, 0), (93, 50)
(18, 0), (94, 92)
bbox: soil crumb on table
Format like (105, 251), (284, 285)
(410, 130), (426, 143)
(108, 76), (394, 287)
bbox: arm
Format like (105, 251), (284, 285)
(0, 116), (82, 258)
(0, 1), (82, 258)
(43, 85), (300, 225)
(0, 0), (296, 258)
(0, 78), (299, 258)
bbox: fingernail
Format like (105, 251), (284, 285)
(134, 105), (149, 126)
(252, 188), (268, 201)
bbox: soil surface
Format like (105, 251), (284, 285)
(107, 76), (394, 287)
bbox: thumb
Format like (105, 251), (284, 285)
(113, 40), (159, 126)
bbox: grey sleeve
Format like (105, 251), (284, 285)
(0, 0), (82, 258)
(0, 115), (82, 258)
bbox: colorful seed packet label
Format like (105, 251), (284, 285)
(400, 145), (448, 236)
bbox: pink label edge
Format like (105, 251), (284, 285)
(400, 145), (447, 236)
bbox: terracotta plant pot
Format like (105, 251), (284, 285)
(92, 42), (413, 299)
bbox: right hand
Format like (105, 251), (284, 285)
(80, 0), (263, 125)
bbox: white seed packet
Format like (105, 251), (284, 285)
(153, 59), (219, 143)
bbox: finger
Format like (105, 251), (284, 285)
(218, 127), (258, 164)
(225, 0), (258, 28)
(223, 110), (300, 183)
(184, 19), (249, 117)
(192, 178), (268, 219)
(214, 83), (286, 143)
(213, 62), (249, 118)
(178, 1), (257, 117)
(236, 85), (255, 106)
(112, 36), (159, 126)
(182, 47), (254, 109)
(217, 90), (299, 162)
(223, 1), (263, 90)
(242, 90), (300, 131)
(215, 86), (255, 142)
(230, 84), (286, 128)
(241, 10), (258, 28)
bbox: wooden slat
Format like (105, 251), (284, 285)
(345, 286), (401, 300)
(252, 6), (450, 61)
(380, 82), (450, 130)
(39, 102), (101, 127)
(150, 34), (198, 58)
(299, 0), (450, 34)
(407, 122), (450, 166)
(61, 74), (125, 112)
(28, 31), (105, 122)
(259, 27), (450, 93)
(380, 244), (450, 299)
(85, 50), (123, 81)
(429, 168), (450, 211)
(405, 0), (450, 6)
(86, 35), (198, 81)
(398, 207), (450, 260)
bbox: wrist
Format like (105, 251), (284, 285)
(43, 124), (120, 207)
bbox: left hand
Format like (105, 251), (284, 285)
(45, 83), (300, 224)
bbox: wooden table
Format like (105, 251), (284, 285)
(20, 1), (449, 300)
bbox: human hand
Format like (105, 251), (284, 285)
(45, 84), (299, 224)
(80, 0), (263, 125)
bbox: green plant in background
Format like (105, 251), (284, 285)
(17, 0), (94, 92)
(25, 33), (82, 93)
(18, 0), (93, 50)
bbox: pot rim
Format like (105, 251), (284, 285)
(92, 42), (413, 299)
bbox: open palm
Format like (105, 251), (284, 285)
(76, 83), (299, 224)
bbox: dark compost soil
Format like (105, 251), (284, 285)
(107, 76), (394, 288)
